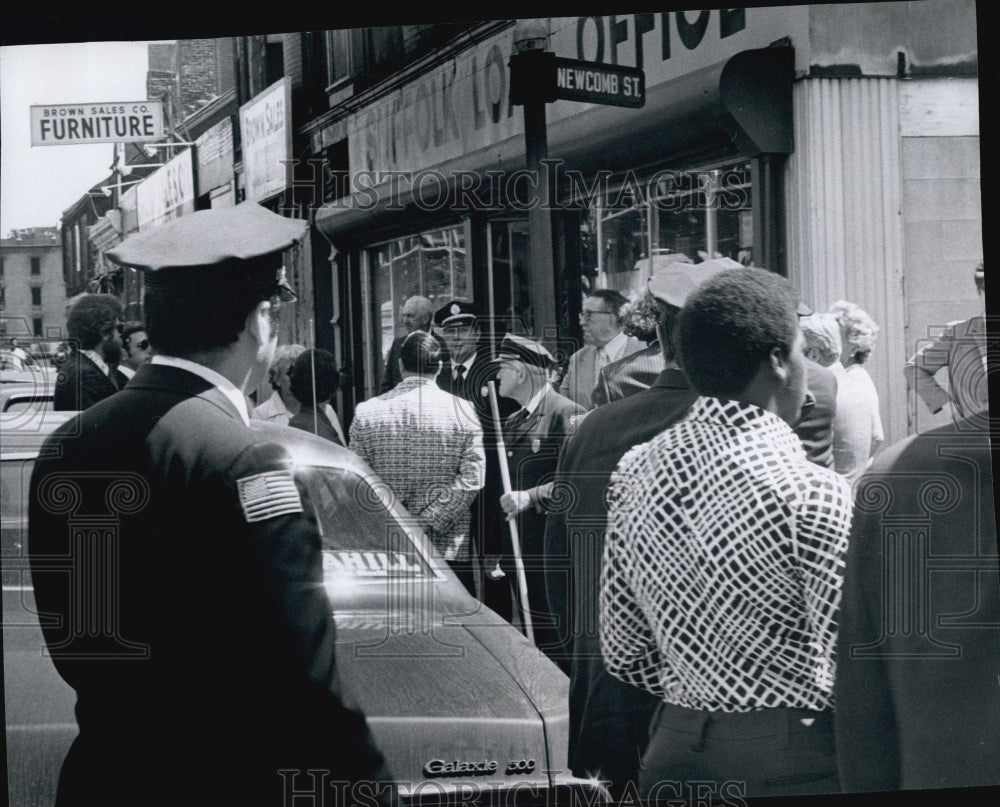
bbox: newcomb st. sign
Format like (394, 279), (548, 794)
(553, 57), (645, 108)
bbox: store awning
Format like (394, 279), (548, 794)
(314, 45), (794, 241)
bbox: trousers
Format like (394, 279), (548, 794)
(637, 701), (839, 803)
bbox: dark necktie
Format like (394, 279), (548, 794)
(454, 364), (466, 384)
(506, 407), (529, 431)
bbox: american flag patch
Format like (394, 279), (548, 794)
(237, 470), (303, 523)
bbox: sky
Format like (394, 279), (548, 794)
(0, 41), (167, 236)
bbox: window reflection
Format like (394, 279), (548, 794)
(580, 162), (753, 298)
(368, 225), (468, 368)
(302, 466), (435, 580)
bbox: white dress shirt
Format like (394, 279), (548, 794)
(151, 355), (250, 426)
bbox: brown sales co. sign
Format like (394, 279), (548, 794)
(29, 101), (165, 146)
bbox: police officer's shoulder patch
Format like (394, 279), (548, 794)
(237, 469), (303, 523)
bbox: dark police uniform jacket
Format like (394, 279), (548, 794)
(437, 349), (518, 556)
(542, 367), (697, 794)
(28, 362), (393, 807)
(497, 385), (584, 659)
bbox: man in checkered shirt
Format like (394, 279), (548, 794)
(600, 267), (853, 801)
(350, 329), (486, 595)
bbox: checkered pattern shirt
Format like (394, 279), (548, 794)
(349, 376), (485, 560)
(600, 396), (853, 712)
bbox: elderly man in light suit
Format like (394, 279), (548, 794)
(559, 289), (644, 410)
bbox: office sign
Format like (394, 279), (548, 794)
(30, 101), (165, 146)
(553, 57), (645, 108)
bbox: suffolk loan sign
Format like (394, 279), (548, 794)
(30, 101), (165, 146)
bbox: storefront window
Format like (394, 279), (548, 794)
(580, 161), (753, 298)
(366, 225), (468, 385)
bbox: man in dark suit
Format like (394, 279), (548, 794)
(54, 293), (126, 410)
(434, 300), (517, 615)
(542, 262), (725, 799)
(28, 203), (394, 807)
(834, 407), (998, 792)
(494, 334), (584, 660)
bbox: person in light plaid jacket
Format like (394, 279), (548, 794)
(349, 330), (486, 594)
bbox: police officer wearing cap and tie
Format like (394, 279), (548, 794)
(493, 334), (584, 660)
(27, 202), (395, 807)
(433, 300), (519, 616)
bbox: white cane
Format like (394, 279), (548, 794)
(487, 380), (534, 644)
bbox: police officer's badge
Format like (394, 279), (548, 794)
(450, 303), (461, 316)
(531, 438), (541, 453)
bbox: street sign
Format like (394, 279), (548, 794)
(29, 101), (165, 146)
(553, 57), (645, 108)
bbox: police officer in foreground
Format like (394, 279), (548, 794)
(28, 203), (395, 807)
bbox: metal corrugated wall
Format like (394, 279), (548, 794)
(786, 76), (908, 447)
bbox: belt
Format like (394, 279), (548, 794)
(652, 702), (834, 751)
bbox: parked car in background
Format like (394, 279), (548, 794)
(2, 417), (609, 807)
(1, 366), (55, 429)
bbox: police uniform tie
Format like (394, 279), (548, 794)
(453, 364), (466, 383)
(506, 407), (529, 431)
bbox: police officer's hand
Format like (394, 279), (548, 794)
(500, 490), (531, 519)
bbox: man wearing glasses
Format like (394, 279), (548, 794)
(53, 292), (125, 410)
(116, 320), (153, 380)
(559, 289), (644, 410)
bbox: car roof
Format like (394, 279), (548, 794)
(249, 419), (369, 473)
(0, 411), (76, 456)
(1, 413), (359, 463)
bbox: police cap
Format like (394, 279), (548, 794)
(492, 333), (554, 369)
(105, 202), (307, 302)
(434, 300), (480, 327)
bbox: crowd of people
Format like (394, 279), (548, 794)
(35, 201), (995, 806)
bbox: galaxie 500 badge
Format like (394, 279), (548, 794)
(423, 758), (536, 777)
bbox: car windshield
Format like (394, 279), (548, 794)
(0, 456), (440, 586)
(300, 465), (438, 581)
